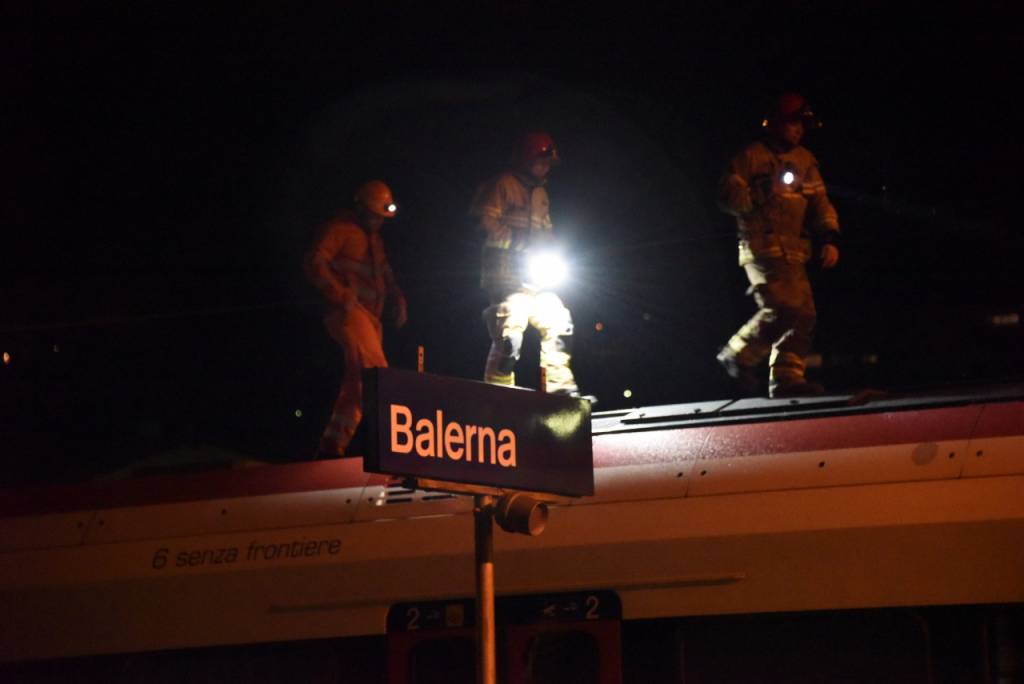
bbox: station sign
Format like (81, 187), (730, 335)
(362, 368), (593, 497)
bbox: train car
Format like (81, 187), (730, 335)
(1, 384), (1022, 682)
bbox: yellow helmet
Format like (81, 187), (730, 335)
(354, 180), (397, 218)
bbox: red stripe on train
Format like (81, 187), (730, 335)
(1, 402), (1018, 517)
(0, 458), (384, 518)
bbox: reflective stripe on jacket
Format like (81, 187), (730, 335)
(719, 140), (839, 266)
(470, 172), (553, 293)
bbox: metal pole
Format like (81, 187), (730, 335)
(474, 494), (497, 684)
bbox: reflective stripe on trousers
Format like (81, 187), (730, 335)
(319, 304), (388, 456)
(483, 290), (578, 394)
(723, 258), (817, 384)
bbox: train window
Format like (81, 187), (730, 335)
(408, 636), (475, 684)
(522, 630), (600, 684)
(0, 635), (388, 683)
(687, 612), (929, 683)
(6, 606), (1016, 682)
(616, 605), (1024, 683)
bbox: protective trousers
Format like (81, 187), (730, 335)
(483, 291), (578, 394)
(319, 304), (388, 457)
(722, 258), (817, 391)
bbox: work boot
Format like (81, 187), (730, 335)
(570, 391), (599, 405)
(716, 348), (761, 397)
(552, 388), (598, 405)
(770, 380), (825, 398)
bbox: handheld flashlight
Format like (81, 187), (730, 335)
(526, 251), (569, 290)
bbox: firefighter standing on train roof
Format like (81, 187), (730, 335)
(305, 180), (407, 457)
(716, 93), (840, 398)
(470, 132), (583, 396)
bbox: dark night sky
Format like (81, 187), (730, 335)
(3, 2), (1022, 485)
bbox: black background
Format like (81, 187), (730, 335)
(3, 2), (1022, 485)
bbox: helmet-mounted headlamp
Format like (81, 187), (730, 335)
(518, 132), (560, 166)
(762, 93), (822, 129)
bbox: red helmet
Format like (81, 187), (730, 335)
(516, 132), (560, 166)
(762, 93), (820, 128)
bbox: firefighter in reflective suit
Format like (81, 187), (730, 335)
(471, 132), (580, 395)
(716, 94), (840, 398)
(305, 180), (407, 456)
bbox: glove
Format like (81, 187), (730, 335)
(819, 244), (839, 269)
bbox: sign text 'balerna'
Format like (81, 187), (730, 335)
(362, 368), (594, 497)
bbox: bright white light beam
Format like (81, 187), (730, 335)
(526, 251), (569, 290)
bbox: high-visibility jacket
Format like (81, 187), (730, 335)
(719, 140), (839, 266)
(470, 171), (553, 293)
(304, 210), (404, 320)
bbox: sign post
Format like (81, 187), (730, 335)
(474, 494), (496, 684)
(362, 367), (593, 684)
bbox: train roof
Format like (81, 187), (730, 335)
(1, 381), (1022, 520)
(593, 381), (1024, 434)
